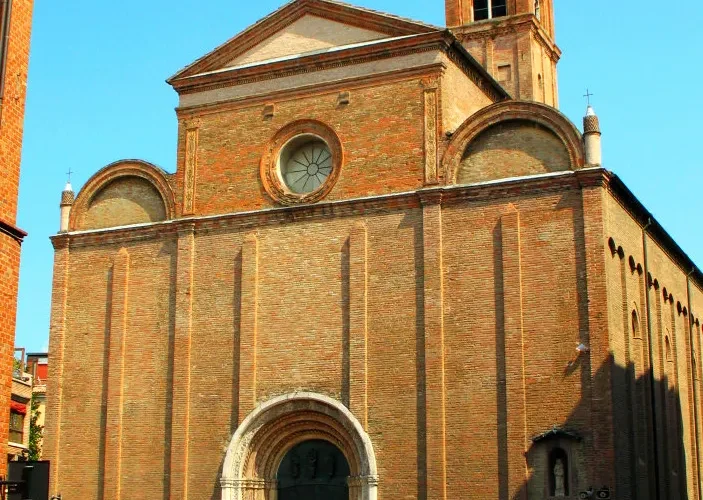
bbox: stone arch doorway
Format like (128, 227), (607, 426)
(220, 392), (378, 500)
(277, 439), (350, 499)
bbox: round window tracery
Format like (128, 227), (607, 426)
(260, 120), (343, 206)
(279, 136), (333, 194)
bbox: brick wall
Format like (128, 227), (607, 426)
(80, 177), (168, 230)
(604, 192), (703, 500)
(175, 77), (428, 217)
(46, 177), (632, 500)
(456, 120), (571, 184)
(0, 0), (33, 475)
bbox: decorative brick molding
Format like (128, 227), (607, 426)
(260, 119), (344, 206)
(423, 85), (439, 185)
(70, 159), (176, 231)
(221, 392), (378, 500)
(183, 119), (201, 215)
(442, 100), (585, 183)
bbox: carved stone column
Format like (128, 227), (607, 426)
(422, 78), (439, 185)
(182, 119), (201, 216)
(348, 474), (379, 500)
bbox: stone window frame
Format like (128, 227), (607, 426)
(260, 120), (344, 206)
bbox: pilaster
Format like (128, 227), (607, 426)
(183, 119), (201, 216)
(170, 224), (196, 500)
(349, 222), (369, 428)
(422, 79), (439, 186)
(500, 208), (528, 499)
(45, 236), (70, 493)
(420, 192), (446, 500)
(239, 233), (259, 422)
(581, 186), (616, 489)
(103, 248), (130, 500)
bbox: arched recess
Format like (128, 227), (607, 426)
(221, 392), (378, 500)
(442, 101), (585, 184)
(70, 159), (176, 231)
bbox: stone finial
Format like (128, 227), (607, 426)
(61, 182), (75, 206)
(583, 105), (602, 166)
(59, 181), (75, 232)
(583, 105), (601, 134)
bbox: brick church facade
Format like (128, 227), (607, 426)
(45, 1), (703, 499)
(0, 0), (32, 473)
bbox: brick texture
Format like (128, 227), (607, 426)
(456, 119), (571, 184)
(0, 0), (33, 476)
(80, 177), (168, 230)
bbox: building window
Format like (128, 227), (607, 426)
(9, 411), (24, 444)
(534, 0), (541, 20)
(632, 310), (641, 339)
(473, 0), (507, 21)
(279, 136), (333, 195)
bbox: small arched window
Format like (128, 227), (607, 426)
(665, 335), (673, 362)
(534, 0), (541, 20)
(632, 310), (641, 339)
(548, 447), (569, 497)
(473, 0), (507, 21)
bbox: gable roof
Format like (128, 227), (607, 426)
(167, 0), (438, 84)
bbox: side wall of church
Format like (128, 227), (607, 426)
(604, 192), (703, 500)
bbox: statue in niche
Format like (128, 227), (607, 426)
(553, 458), (566, 497)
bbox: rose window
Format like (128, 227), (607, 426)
(279, 137), (333, 194)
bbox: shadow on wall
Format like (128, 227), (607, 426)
(512, 357), (691, 500)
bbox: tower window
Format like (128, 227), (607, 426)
(474, 0), (507, 21)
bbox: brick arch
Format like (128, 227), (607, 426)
(70, 159), (176, 231)
(442, 101), (585, 184)
(221, 392), (378, 500)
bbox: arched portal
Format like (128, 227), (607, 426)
(221, 392), (378, 500)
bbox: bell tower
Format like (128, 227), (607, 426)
(446, 0), (560, 107)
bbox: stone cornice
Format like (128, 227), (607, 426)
(176, 63), (445, 117)
(171, 31), (507, 103)
(56, 169), (604, 248)
(0, 218), (27, 243)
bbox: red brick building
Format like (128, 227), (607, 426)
(0, 0), (32, 475)
(45, 1), (703, 499)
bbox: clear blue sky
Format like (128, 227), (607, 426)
(14, 0), (703, 353)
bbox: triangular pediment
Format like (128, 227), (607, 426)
(225, 14), (388, 67)
(168, 0), (437, 83)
